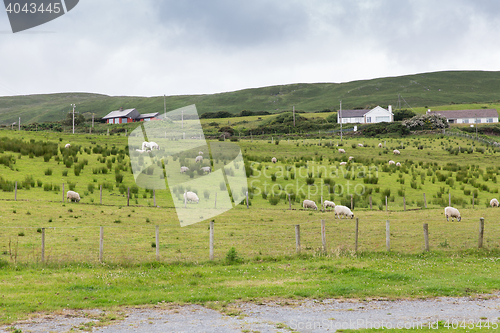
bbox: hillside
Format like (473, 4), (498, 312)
(2, 70), (500, 124)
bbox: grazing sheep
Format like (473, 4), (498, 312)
(348, 156), (354, 161)
(358, 143), (364, 147)
(490, 198), (499, 207)
(396, 162), (401, 167)
(393, 149), (400, 155)
(198, 151), (204, 155)
(65, 143), (71, 149)
(201, 166), (212, 174)
(271, 157), (277, 164)
(66, 190), (80, 203)
(180, 166), (189, 173)
(378, 143), (383, 148)
(303, 199), (318, 210)
(340, 162), (347, 166)
(195, 155), (203, 163)
(334, 205), (354, 219)
(183, 191), (199, 203)
(338, 148), (346, 154)
(324, 200), (336, 209)
(444, 206), (461, 222)
(388, 160), (395, 165)
(142, 141), (159, 151)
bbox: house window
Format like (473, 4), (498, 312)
(366, 117), (371, 123)
(487, 118), (493, 123)
(475, 119), (481, 124)
(463, 119), (469, 124)
(109, 118), (114, 124)
(376, 116), (390, 122)
(144, 118), (150, 122)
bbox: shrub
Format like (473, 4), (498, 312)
(225, 247), (241, 264)
(44, 168), (52, 176)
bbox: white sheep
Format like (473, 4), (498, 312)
(348, 156), (354, 161)
(303, 199), (318, 210)
(65, 143), (71, 149)
(393, 149), (400, 155)
(195, 155), (203, 163)
(334, 205), (354, 219)
(135, 149), (147, 153)
(324, 200), (336, 209)
(490, 198), (499, 207)
(180, 166), (189, 173)
(358, 143), (364, 147)
(378, 143), (383, 148)
(396, 162), (401, 167)
(201, 166), (212, 174)
(338, 148), (346, 154)
(271, 157), (277, 164)
(388, 160), (395, 165)
(198, 151), (204, 155)
(183, 191), (199, 203)
(340, 162), (347, 166)
(444, 206), (461, 222)
(142, 141), (159, 151)
(66, 190), (80, 203)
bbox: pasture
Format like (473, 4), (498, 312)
(1, 128), (500, 325)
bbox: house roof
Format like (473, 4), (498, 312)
(339, 110), (369, 118)
(429, 109), (499, 119)
(102, 108), (140, 120)
(137, 112), (160, 119)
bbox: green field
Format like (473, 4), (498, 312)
(1, 128), (500, 326)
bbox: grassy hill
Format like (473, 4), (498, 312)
(2, 70), (500, 124)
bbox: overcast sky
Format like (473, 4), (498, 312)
(1, 0), (500, 97)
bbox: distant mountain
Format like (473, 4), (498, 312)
(1, 70), (500, 124)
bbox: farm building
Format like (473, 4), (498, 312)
(102, 108), (160, 124)
(428, 109), (499, 124)
(338, 105), (394, 124)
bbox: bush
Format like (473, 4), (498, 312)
(225, 247), (241, 264)
(44, 168), (52, 176)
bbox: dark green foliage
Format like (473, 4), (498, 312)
(360, 122), (410, 137)
(393, 109), (416, 121)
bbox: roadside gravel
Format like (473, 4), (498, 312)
(2, 294), (500, 333)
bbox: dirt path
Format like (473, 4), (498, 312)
(2, 294), (500, 332)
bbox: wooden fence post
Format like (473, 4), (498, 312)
(423, 223), (429, 252)
(14, 181), (17, 201)
(209, 221), (214, 260)
(423, 193), (427, 208)
(321, 195), (324, 212)
(369, 196), (372, 210)
(295, 225), (301, 253)
(403, 196), (406, 211)
(355, 218), (359, 252)
(386, 220), (390, 251)
(479, 218), (484, 249)
(99, 226), (104, 262)
(321, 220), (327, 253)
(41, 228), (45, 263)
(100, 185), (103, 205)
(62, 183), (64, 202)
(153, 189), (156, 207)
(246, 191), (249, 209)
(288, 194), (291, 210)
(127, 187), (130, 206)
(385, 196), (388, 212)
(155, 225), (160, 261)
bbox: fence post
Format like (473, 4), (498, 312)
(209, 221), (214, 260)
(385, 196), (388, 212)
(403, 196), (406, 211)
(153, 189), (156, 207)
(423, 223), (429, 252)
(355, 218), (359, 252)
(99, 226), (104, 262)
(369, 196), (372, 210)
(321, 220), (327, 252)
(479, 218), (484, 249)
(295, 225), (301, 253)
(41, 227), (45, 263)
(351, 194), (353, 210)
(246, 191), (249, 209)
(321, 195), (324, 212)
(100, 185), (103, 205)
(386, 220), (390, 251)
(289, 194), (291, 210)
(127, 187), (130, 206)
(423, 193), (427, 208)
(14, 181), (17, 201)
(62, 183), (64, 202)
(184, 190), (187, 208)
(155, 225), (160, 261)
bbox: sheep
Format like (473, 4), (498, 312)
(388, 160), (395, 165)
(396, 162), (401, 167)
(303, 199), (318, 210)
(323, 200), (336, 209)
(180, 166), (189, 173)
(348, 156), (354, 161)
(338, 148), (346, 153)
(64, 143), (71, 149)
(66, 190), (80, 203)
(340, 162), (347, 166)
(358, 143), (364, 147)
(444, 206), (461, 222)
(334, 205), (354, 219)
(183, 191), (199, 203)
(142, 141), (159, 151)
(198, 151), (204, 155)
(271, 157), (277, 164)
(490, 198), (499, 207)
(195, 155), (203, 163)
(393, 149), (400, 155)
(201, 166), (212, 174)
(378, 143), (383, 148)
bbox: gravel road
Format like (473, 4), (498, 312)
(2, 295), (500, 333)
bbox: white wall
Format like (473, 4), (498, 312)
(458, 117), (499, 124)
(365, 106), (393, 123)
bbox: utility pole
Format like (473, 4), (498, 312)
(340, 100), (343, 142)
(293, 105), (296, 127)
(92, 113), (94, 128)
(71, 104), (76, 134)
(18, 117), (20, 131)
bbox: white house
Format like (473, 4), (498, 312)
(428, 109), (499, 124)
(338, 105), (394, 124)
